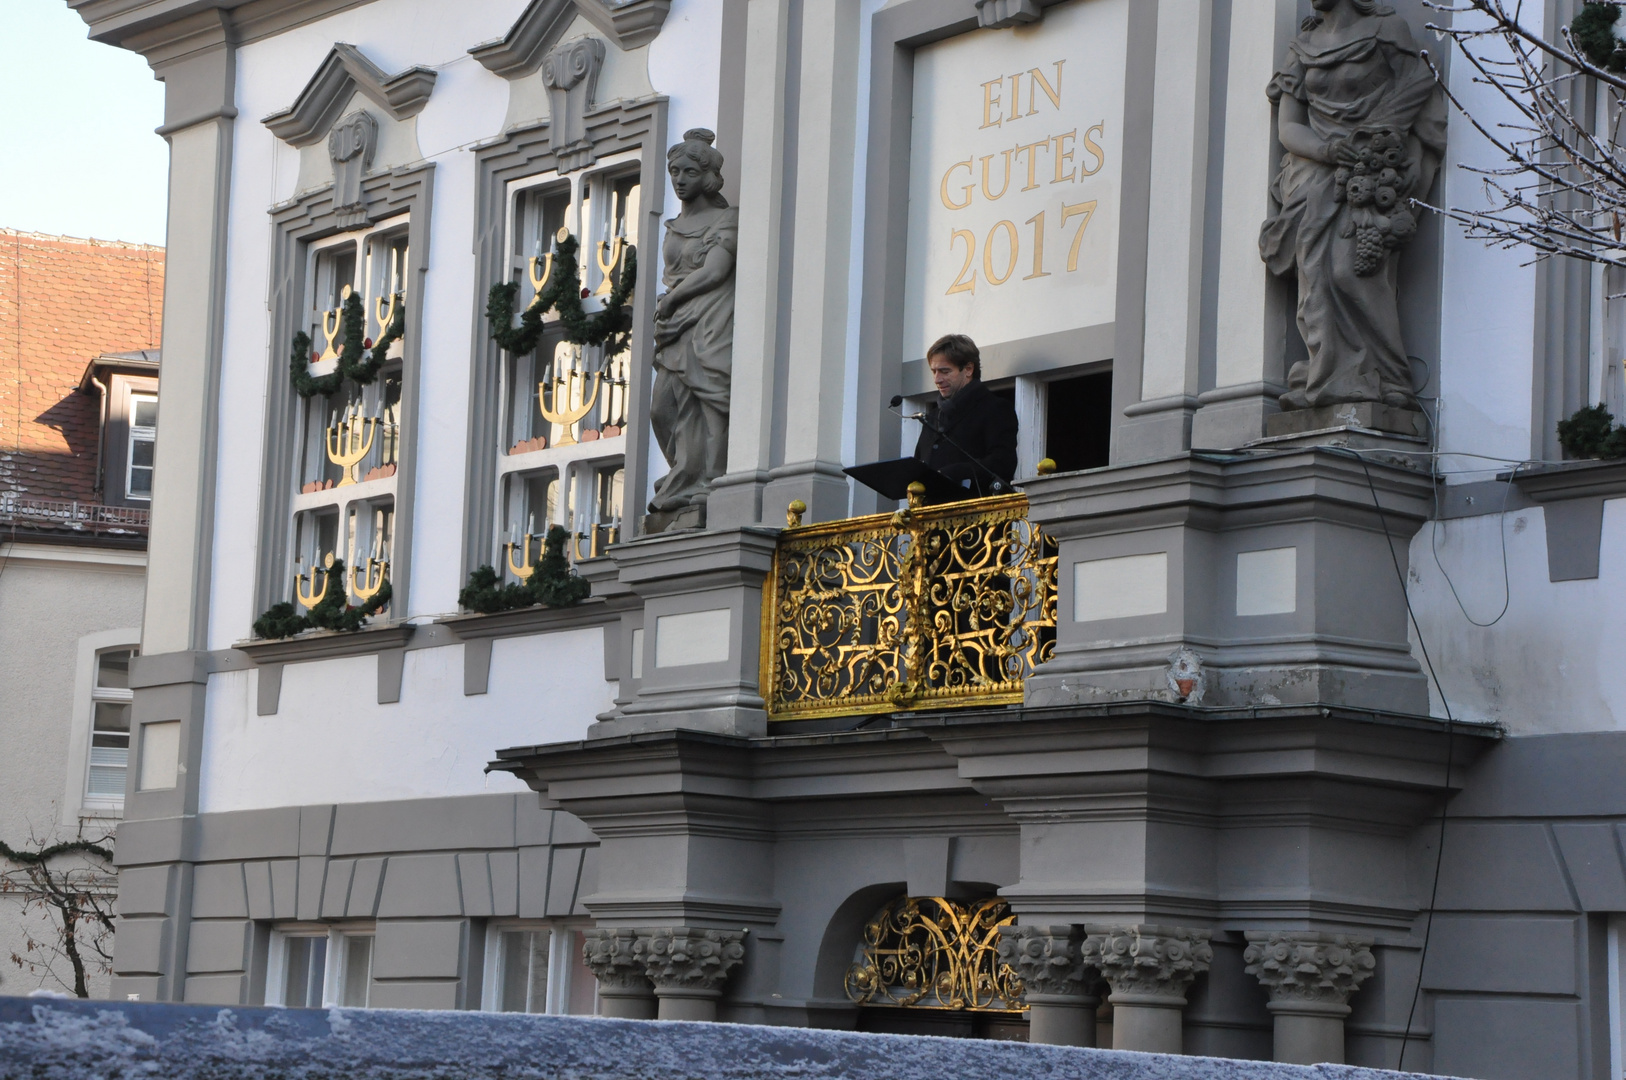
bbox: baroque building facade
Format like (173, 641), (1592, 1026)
(70, 1), (1626, 1077)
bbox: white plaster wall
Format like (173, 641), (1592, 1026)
(1407, 502), (1626, 733)
(199, 627), (613, 813)
(0, 549), (144, 998)
(1436, 3), (1539, 478)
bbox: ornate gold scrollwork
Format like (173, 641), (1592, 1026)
(844, 895), (1024, 1012)
(761, 492), (1056, 720)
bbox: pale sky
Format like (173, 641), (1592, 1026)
(0, 1), (168, 245)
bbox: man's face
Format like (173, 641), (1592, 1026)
(928, 353), (974, 398)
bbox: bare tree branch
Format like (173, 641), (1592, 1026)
(1, 823), (117, 998)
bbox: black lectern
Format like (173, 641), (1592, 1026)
(844, 458), (968, 504)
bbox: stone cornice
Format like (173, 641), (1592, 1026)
(71, 0), (372, 58)
(235, 623), (415, 665)
(263, 43), (437, 147)
(435, 596), (630, 641)
(469, 0), (672, 79)
(1506, 458), (1626, 504)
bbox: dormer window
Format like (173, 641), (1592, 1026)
(126, 394), (157, 500)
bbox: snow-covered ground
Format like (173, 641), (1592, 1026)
(0, 997), (1469, 1080)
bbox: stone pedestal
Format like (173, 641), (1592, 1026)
(1019, 449), (1434, 714)
(1243, 931), (1374, 1064)
(1090, 925), (1212, 1054)
(582, 928), (657, 1019)
(594, 528), (777, 738)
(998, 925), (1099, 1047)
(1264, 401), (1423, 439)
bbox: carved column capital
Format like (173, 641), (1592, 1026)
(1087, 924), (1213, 1004)
(997, 924), (1098, 1002)
(581, 927), (653, 994)
(1243, 932), (1375, 1015)
(635, 926), (747, 998)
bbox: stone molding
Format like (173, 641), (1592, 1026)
(470, 0), (672, 79)
(1088, 924), (1213, 1003)
(976, 0), (1043, 29)
(634, 927), (746, 998)
(582, 927), (653, 995)
(998, 924), (1096, 1002)
(1242, 931), (1374, 1015)
(263, 43), (437, 147)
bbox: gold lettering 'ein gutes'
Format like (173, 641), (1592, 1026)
(938, 53), (1108, 293)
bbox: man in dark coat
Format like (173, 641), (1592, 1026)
(912, 334), (1019, 500)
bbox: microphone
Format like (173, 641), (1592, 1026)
(889, 394), (904, 409)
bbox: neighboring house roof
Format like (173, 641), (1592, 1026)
(0, 230), (164, 540)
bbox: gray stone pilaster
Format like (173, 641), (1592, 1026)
(998, 924), (1100, 1047)
(635, 926), (747, 1022)
(1243, 931), (1375, 1065)
(1089, 925), (1213, 1054)
(582, 927), (657, 1020)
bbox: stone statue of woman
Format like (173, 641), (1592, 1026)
(1261, 0), (1446, 413)
(646, 128), (738, 532)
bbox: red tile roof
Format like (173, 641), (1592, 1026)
(0, 229), (164, 507)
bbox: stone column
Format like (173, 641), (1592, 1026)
(636, 927), (747, 1022)
(1243, 932), (1375, 1065)
(582, 928), (658, 1019)
(998, 925), (1100, 1047)
(1089, 925), (1212, 1054)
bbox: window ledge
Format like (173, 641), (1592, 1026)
(1504, 458), (1626, 503)
(237, 622), (416, 666)
(436, 597), (621, 642)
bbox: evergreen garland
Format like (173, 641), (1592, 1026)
(1573, 3), (1626, 72)
(459, 525), (591, 614)
(1558, 403), (1626, 459)
(486, 233), (637, 359)
(290, 291), (405, 399)
(0, 838), (114, 865)
(251, 556), (394, 639)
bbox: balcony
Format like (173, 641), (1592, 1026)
(760, 485), (1057, 720)
(0, 494), (150, 537)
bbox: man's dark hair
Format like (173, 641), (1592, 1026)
(926, 333), (981, 380)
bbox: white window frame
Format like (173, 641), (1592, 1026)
(494, 154), (640, 576)
(480, 922), (594, 1015)
(265, 924), (375, 1008)
(124, 391), (157, 502)
(289, 216), (409, 606)
(63, 629), (142, 818)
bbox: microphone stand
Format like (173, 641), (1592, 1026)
(890, 395), (1009, 496)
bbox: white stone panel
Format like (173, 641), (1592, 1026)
(1236, 546), (1296, 616)
(654, 609), (732, 668)
(901, 0), (1127, 360)
(138, 721), (181, 791)
(1073, 552), (1167, 622)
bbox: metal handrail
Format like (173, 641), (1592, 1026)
(760, 484), (1056, 721)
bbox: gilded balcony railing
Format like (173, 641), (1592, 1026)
(760, 484), (1057, 720)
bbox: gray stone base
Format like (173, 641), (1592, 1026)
(644, 504), (706, 534)
(1264, 402), (1423, 439)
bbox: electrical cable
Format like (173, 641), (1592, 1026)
(1310, 443), (1462, 1072)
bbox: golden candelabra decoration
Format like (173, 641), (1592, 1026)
(325, 403), (379, 487)
(571, 523), (620, 561)
(538, 359), (602, 448)
(294, 552), (335, 610)
(350, 556), (389, 602)
(759, 490), (1056, 720)
(595, 191), (627, 296)
(526, 226), (567, 309)
(505, 532), (538, 582)
(844, 896), (1024, 1013)
(317, 285), (351, 363)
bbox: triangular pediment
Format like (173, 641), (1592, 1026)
(263, 43), (438, 148)
(469, 0), (670, 79)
